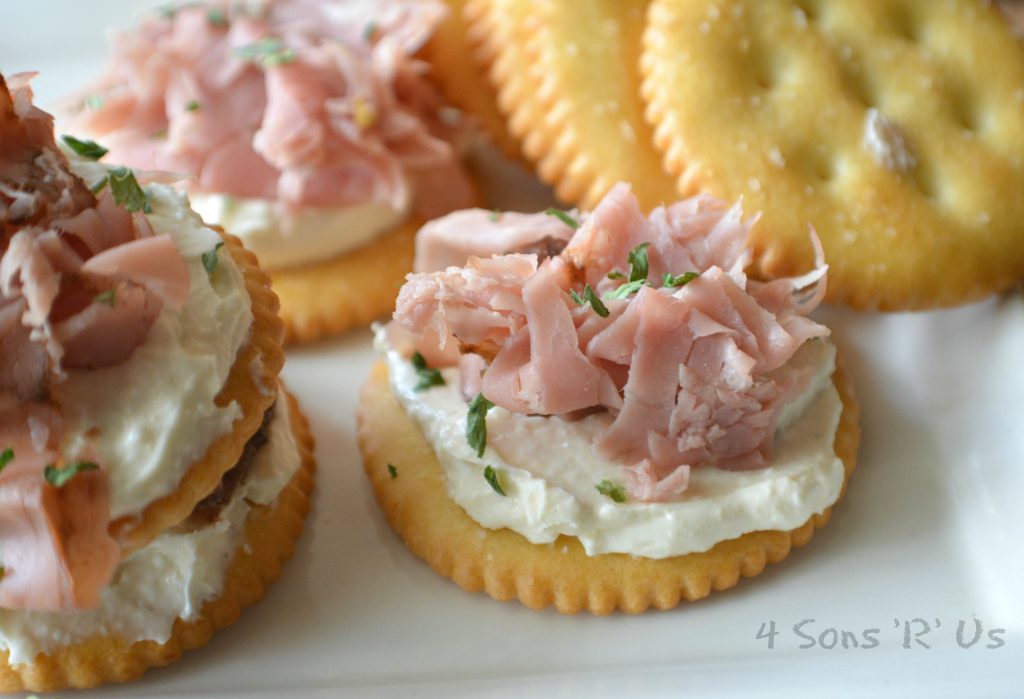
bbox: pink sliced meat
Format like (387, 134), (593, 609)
(81, 235), (190, 310)
(70, 0), (473, 218)
(0, 403), (119, 611)
(393, 183), (830, 502)
(414, 209), (576, 273)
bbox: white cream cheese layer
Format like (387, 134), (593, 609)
(381, 334), (845, 559)
(53, 156), (254, 520)
(189, 192), (406, 271)
(0, 389), (300, 665)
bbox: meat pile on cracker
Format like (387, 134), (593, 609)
(0, 73), (314, 691)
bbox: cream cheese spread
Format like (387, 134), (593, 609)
(381, 333), (845, 559)
(189, 192), (407, 272)
(53, 156), (254, 520)
(0, 389), (300, 665)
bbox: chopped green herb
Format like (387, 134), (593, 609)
(569, 283), (609, 318)
(185, 99), (201, 112)
(207, 7), (227, 25)
(544, 207), (579, 230)
(158, 3), (177, 19)
(95, 289), (116, 306)
(91, 177), (109, 195)
(387, 463), (398, 479)
(202, 242), (225, 276)
(61, 135), (108, 161)
(0, 448), (13, 473)
(606, 270), (626, 280)
(232, 37), (296, 67)
(151, 127), (169, 140)
(466, 393), (494, 458)
(410, 351), (446, 391)
(85, 94), (105, 111)
(662, 271), (700, 288)
(488, 210), (501, 222)
(603, 279), (645, 300)
(595, 479), (627, 503)
(43, 461), (99, 488)
(627, 242), (650, 283)
(107, 167), (152, 213)
(0, 565), (4, 580)
(363, 21), (379, 41)
(484, 465), (507, 496)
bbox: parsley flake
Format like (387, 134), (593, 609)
(663, 271), (700, 288)
(0, 448), (13, 473)
(569, 283), (609, 318)
(544, 207), (579, 230)
(91, 177), (109, 195)
(44, 461), (99, 488)
(627, 242), (650, 283)
(61, 135), (108, 161)
(484, 465), (507, 496)
(207, 7), (227, 25)
(85, 94), (105, 111)
(603, 279), (645, 300)
(387, 463), (398, 479)
(95, 289), (116, 306)
(411, 351), (446, 391)
(232, 37), (296, 67)
(107, 167), (152, 213)
(596, 479), (627, 503)
(202, 242), (225, 277)
(488, 210), (501, 222)
(466, 393), (494, 458)
(185, 99), (201, 112)
(606, 270), (626, 280)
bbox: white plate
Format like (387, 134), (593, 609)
(1, 3), (1022, 697)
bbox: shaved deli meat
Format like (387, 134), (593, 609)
(0, 74), (190, 610)
(70, 0), (474, 219)
(393, 184), (829, 502)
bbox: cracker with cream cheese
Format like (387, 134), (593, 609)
(0, 390), (315, 692)
(358, 361), (858, 614)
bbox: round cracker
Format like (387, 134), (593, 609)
(484, 0), (679, 211)
(642, 0), (1024, 310)
(357, 359), (860, 615)
(425, 0), (522, 158)
(271, 219), (420, 344)
(463, 0), (546, 160)
(0, 389), (316, 692)
(111, 232), (284, 555)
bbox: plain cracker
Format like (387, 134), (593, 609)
(357, 360), (860, 615)
(425, 0), (522, 158)
(0, 389), (316, 692)
(642, 0), (1024, 309)
(272, 219), (420, 344)
(487, 0), (679, 211)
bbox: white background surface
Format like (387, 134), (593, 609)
(2, 2), (1023, 697)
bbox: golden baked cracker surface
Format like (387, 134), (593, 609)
(487, 0), (678, 211)
(272, 219), (420, 344)
(642, 0), (1024, 309)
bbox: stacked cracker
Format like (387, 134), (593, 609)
(0, 76), (315, 692)
(430, 0), (1024, 309)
